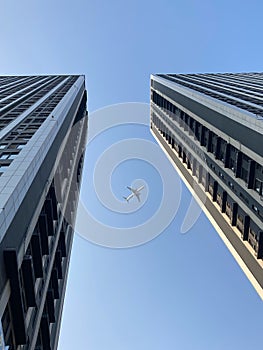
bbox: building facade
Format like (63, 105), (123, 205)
(150, 72), (263, 299)
(0, 75), (88, 349)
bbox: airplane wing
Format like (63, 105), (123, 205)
(137, 185), (144, 192)
(135, 193), (141, 202)
(127, 194), (134, 201)
(127, 186), (136, 194)
(123, 193), (134, 202)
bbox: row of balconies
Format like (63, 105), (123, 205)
(151, 95), (263, 195)
(152, 108), (263, 208)
(155, 110), (263, 220)
(152, 118), (263, 260)
(1, 91), (86, 348)
(2, 181), (69, 348)
(32, 115), (87, 349)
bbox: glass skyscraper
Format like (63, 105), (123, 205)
(150, 72), (263, 299)
(0, 75), (88, 349)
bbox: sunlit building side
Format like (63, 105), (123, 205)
(150, 72), (263, 299)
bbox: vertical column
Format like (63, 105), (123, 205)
(203, 171), (209, 192)
(38, 215), (49, 255)
(212, 181), (218, 202)
(168, 131), (172, 146)
(194, 121), (199, 140)
(198, 165), (203, 183)
(55, 251), (63, 279)
(235, 151), (242, 178)
(200, 125), (205, 146)
(40, 314), (51, 350)
(21, 256), (36, 307)
(58, 227), (67, 257)
(166, 127), (169, 142)
(49, 185), (58, 220)
(171, 137), (175, 149)
(192, 158), (197, 176)
(215, 136), (221, 159)
(183, 114), (188, 131)
(224, 143), (231, 168)
(256, 231), (263, 259)
(178, 145), (182, 158)
(182, 150), (186, 163)
(187, 154), (191, 169)
(221, 191), (227, 213)
(51, 269), (59, 299)
(46, 289), (55, 323)
(207, 130), (213, 152)
(247, 160), (256, 189)
(45, 199), (54, 236)
(231, 202), (238, 226)
(179, 111), (184, 127)
(242, 216), (250, 241)
(31, 233), (43, 278)
(3, 249), (27, 345)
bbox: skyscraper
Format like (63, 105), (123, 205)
(0, 75), (88, 349)
(150, 72), (263, 299)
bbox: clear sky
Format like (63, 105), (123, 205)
(1, 1), (263, 349)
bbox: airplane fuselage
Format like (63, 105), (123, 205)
(123, 185), (144, 202)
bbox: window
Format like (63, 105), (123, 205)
(0, 165), (9, 171)
(17, 144), (25, 149)
(0, 154), (9, 160)
(8, 154), (17, 160)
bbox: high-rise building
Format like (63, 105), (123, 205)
(150, 72), (263, 299)
(0, 75), (88, 349)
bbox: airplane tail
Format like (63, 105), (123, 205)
(123, 196), (129, 202)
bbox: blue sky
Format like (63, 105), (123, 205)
(1, 1), (263, 349)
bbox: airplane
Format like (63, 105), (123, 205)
(123, 185), (144, 203)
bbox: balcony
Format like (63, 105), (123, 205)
(3, 249), (27, 345)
